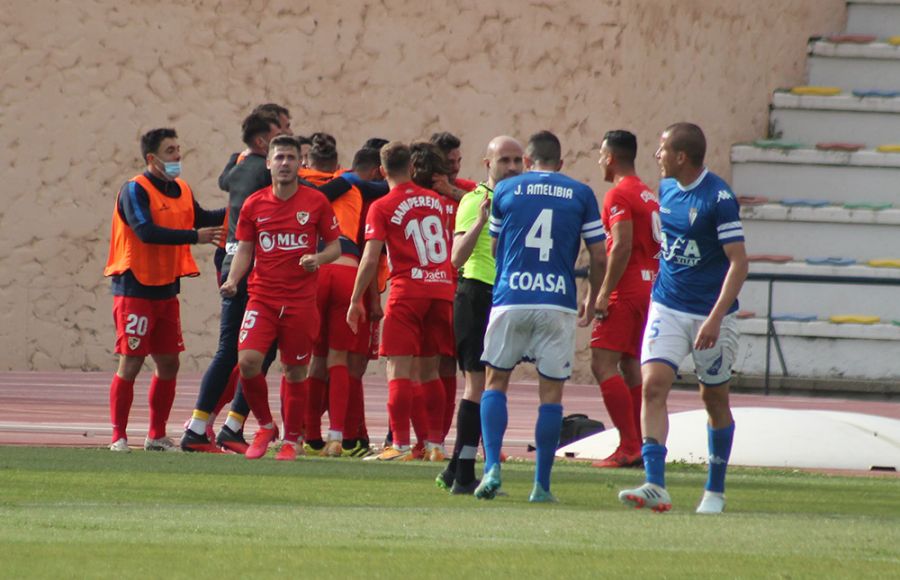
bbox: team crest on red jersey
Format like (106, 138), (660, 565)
(239, 330), (248, 343)
(127, 337), (141, 351)
(297, 211), (310, 225)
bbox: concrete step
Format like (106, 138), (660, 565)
(728, 318), (900, 380)
(740, 261), (900, 321)
(808, 40), (900, 90)
(731, 145), (900, 202)
(847, 0), (900, 37)
(770, 92), (900, 147)
(742, 219), (900, 260)
(740, 203), (900, 225)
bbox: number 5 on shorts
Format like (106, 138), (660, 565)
(241, 310), (258, 330)
(648, 318), (661, 339)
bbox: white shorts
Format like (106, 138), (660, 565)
(640, 301), (739, 386)
(481, 307), (576, 380)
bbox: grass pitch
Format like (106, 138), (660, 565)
(0, 447), (897, 579)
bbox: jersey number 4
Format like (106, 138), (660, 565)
(405, 216), (447, 266)
(525, 209), (554, 262)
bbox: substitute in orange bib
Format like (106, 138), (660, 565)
(104, 128), (225, 453)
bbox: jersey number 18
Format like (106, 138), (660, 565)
(405, 216), (448, 266)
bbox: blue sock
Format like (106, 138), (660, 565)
(480, 390), (508, 473)
(642, 443), (667, 487)
(534, 403), (563, 492)
(706, 422), (735, 493)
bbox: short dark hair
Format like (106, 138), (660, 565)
(309, 132), (338, 167)
(363, 137), (389, 150)
(526, 130), (561, 165)
(430, 131), (461, 154)
(352, 147), (382, 171)
(268, 135), (301, 156)
(241, 112), (279, 147)
(665, 122), (706, 166)
(603, 130), (637, 165)
(410, 141), (450, 189)
(252, 103), (290, 119)
(295, 135), (312, 147)
(380, 141), (412, 177)
(140, 128), (177, 160)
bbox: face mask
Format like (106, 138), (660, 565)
(163, 161), (182, 178)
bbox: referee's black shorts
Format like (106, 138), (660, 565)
(453, 277), (493, 373)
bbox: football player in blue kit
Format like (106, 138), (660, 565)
(619, 123), (748, 514)
(475, 131), (607, 502)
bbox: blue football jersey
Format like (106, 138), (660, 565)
(489, 171), (605, 312)
(652, 169), (744, 316)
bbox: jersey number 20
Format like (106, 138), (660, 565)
(525, 209), (554, 262)
(405, 216), (447, 266)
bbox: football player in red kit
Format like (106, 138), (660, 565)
(220, 135), (341, 460)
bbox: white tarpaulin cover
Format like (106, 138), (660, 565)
(557, 407), (900, 471)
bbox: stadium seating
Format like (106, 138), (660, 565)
(727, 0), (900, 385)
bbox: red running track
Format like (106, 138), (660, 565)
(2, 371), (900, 462)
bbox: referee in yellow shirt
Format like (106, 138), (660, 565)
(436, 136), (524, 494)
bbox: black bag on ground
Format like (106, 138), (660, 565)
(558, 413), (605, 448)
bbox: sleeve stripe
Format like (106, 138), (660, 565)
(582, 226), (606, 238)
(718, 230), (744, 240)
(582, 231), (607, 242)
(127, 181), (149, 225)
(489, 216), (501, 226)
(488, 223), (501, 234)
(717, 221), (742, 232)
(581, 219), (603, 231)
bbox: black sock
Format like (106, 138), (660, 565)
(455, 399), (481, 485)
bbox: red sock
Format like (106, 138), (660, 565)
(241, 373), (273, 426)
(629, 383), (643, 441)
(410, 382), (428, 444)
(213, 366), (239, 416)
(147, 376), (176, 439)
(441, 374), (457, 441)
(600, 376), (639, 451)
(283, 378), (307, 443)
(345, 375), (366, 439)
(327, 365), (350, 434)
(305, 376), (327, 441)
(423, 378), (445, 443)
(109, 375), (134, 442)
(387, 378), (413, 447)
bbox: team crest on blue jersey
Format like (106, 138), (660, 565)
(688, 207), (698, 225)
(297, 211), (309, 225)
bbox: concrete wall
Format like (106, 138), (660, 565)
(0, 0), (846, 377)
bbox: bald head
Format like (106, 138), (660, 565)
(484, 136), (524, 188)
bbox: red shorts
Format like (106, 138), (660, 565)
(113, 296), (184, 357)
(313, 264), (357, 357)
(239, 299), (319, 365)
(349, 318), (381, 360)
(590, 295), (651, 358)
(380, 296), (454, 357)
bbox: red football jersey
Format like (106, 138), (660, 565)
(235, 185), (339, 305)
(602, 175), (661, 300)
(365, 181), (454, 300)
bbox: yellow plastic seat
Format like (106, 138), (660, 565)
(790, 86), (842, 96)
(829, 315), (880, 325)
(888, 36), (900, 46)
(867, 259), (900, 268)
(876, 144), (900, 153)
